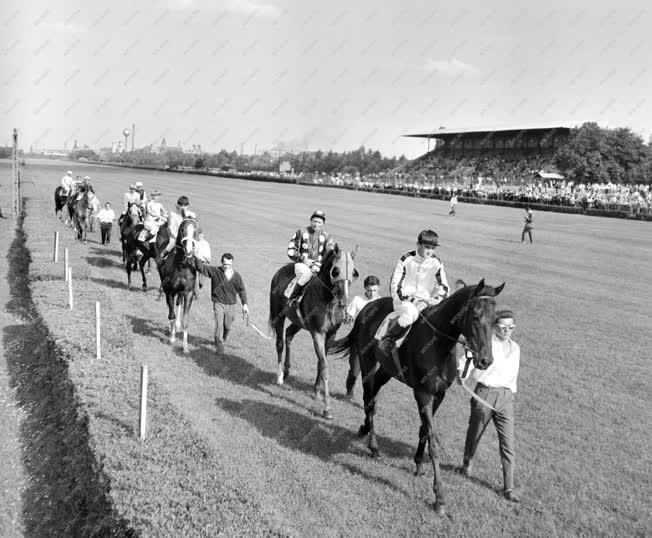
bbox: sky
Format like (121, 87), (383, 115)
(2, 0), (651, 158)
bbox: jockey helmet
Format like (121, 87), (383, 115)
(177, 196), (189, 206)
(417, 229), (439, 247)
(135, 181), (144, 188)
(66, 170), (72, 175)
(84, 176), (90, 180)
(310, 210), (326, 222)
(151, 189), (162, 196)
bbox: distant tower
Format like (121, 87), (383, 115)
(131, 123), (135, 151)
(122, 128), (130, 153)
(73, 139), (78, 150)
(160, 137), (167, 150)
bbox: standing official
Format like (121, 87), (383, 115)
(96, 202), (116, 245)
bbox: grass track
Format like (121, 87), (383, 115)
(14, 160), (652, 536)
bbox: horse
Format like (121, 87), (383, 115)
(268, 245), (359, 419)
(54, 186), (69, 221)
(119, 203), (143, 263)
(329, 279), (504, 515)
(73, 190), (92, 243)
(122, 217), (157, 291)
(155, 218), (198, 353)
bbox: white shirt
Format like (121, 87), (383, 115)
(460, 334), (520, 393)
(346, 295), (377, 320)
(123, 191), (141, 210)
(61, 175), (74, 188)
(96, 208), (116, 223)
(450, 196), (458, 205)
(145, 200), (168, 222)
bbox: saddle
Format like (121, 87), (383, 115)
(375, 312), (411, 349)
(283, 277), (306, 302)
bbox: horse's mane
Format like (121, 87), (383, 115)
(421, 283), (497, 327)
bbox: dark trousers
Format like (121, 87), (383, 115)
(100, 222), (112, 244)
(213, 302), (236, 354)
(521, 226), (533, 243)
(464, 385), (516, 491)
(449, 206), (456, 215)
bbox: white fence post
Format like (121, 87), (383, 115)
(67, 267), (73, 310)
(53, 231), (59, 262)
(139, 365), (149, 440)
(64, 248), (69, 281)
(95, 301), (101, 360)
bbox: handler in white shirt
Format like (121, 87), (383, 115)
(457, 309), (521, 502)
(345, 275), (381, 323)
(96, 202), (116, 245)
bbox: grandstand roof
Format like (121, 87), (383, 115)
(404, 122), (581, 139)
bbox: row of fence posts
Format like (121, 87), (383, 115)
(52, 230), (148, 440)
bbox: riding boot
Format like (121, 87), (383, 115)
(377, 317), (409, 356)
(287, 282), (306, 307)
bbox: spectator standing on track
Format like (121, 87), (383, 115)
(96, 202), (116, 245)
(521, 208), (533, 244)
(457, 309), (521, 503)
(449, 194), (458, 216)
(195, 253), (249, 356)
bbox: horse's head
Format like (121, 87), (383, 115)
(177, 218), (198, 259)
(320, 244), (359, 307)
(128, 203), (142, 223)
(459, 279), (505, 370)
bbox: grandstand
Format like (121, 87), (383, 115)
(402, 122), (581, 181)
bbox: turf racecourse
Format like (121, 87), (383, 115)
(15, 160), (652, 536)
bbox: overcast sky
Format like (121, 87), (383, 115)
(2, 0), (651, 158)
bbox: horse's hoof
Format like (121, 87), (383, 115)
(414, 464), (427, 477)
(370, 448), (381, 459)
(358, 425), (369, 438)
(141, 285), (147, 291)
(433, 502), (446, 516)
(183, 347), (189, 355)
(345, 391), (355, 401)
(276, 377), (284, 386)
(322, 409), (334, 420)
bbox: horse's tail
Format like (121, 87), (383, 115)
(329, 320), (358, 359)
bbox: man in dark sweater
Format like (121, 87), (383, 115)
(195, 253), (249, 355)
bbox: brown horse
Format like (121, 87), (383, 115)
(156, 218), (198, 353)
(268, 245), (358, 419)
(73, 190), (92, 243)
(329, 279), (504, 515)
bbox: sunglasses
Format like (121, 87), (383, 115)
(496, 324), (515, 331)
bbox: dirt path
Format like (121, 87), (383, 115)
(0, 214), (26, 537)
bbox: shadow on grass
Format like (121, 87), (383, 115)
(495, 239), (522, 244)
(214, 396), (423, 499)
(4, 211), (138, 536)
(85, 255), (123, 269)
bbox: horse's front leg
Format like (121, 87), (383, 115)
(416, 391), (446, 516)
(273, 316), (286, 385)
(283, 323), (301, 382)
(311, 332), (333, 420)
(139, 257), (148, 291)
(414, 392), (446, 477)
(166, 292), (177, 343)
(180, 291), (193, 354)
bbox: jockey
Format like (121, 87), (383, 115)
(378, 229), (450, 355)
(76, 176), (93, 200)
(60, 170), (74, 195)
(122, 184), (141, 215)
(286, 210), (334, 305)
(157, 196), (197, 262)
(139, 189), (168, 243)
(135, 181), (147, 211)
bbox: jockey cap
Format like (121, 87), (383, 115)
(129, 184), (137, 189)
(417, 229), (439, 247)
(135, 181), (144, 188)
(84, 176), (90, 180)
(310, 210), (326, 222)
(66, 170), (72, 175)
(177, 196), (189, 206)
(151, 189), (162, 196)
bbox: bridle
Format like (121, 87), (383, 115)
(178, 220), (197, 260)
(416, 294), (496, 356)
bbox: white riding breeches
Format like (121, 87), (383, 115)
(294, 262), (314, 285)
(393, 299), (428, 327)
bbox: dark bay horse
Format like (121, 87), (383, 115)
(269, 245), (358, 419)
(119, 203), (143, 263)
(54, 186), (68, 221)
(329, 279), (504, 515)
(73, 190), (92, 243)
(156, 218), (198, 353)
